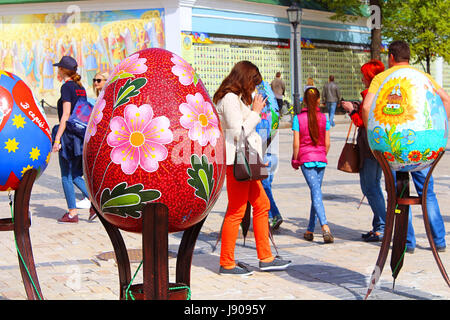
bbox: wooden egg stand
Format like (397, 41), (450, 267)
(96, 202), (205, 300)
(0, 169), (43, 300)
(365, 150), (450, 299)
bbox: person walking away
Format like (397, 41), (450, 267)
(322, 75), (341, 127)
(304, 77), (315, 92)
(292, 87), (333, 243)
(263, 135), (283, 230)
(271, 72), (285, 111)
(255, 81), (283, 230)
(214, 61), (291, 276)
(362, 40), (450, 253)
(341, 60), (386, 242)
(52, 56), (91, 224)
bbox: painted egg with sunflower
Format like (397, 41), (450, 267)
(0, 71), (52, 191)
(367, 66), (448, 172)
(83, 48), (226, 233)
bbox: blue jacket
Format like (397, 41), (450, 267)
(52, 125), (84, 161)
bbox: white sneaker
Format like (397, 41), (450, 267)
(76, 197), (91, 209)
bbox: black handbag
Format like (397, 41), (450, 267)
(233, 127), (269, 181)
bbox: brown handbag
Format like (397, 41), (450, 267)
(233, 127), (269, 181)
(337, 121), (360, 173)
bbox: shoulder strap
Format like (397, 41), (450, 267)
(345, 121), (357, 144)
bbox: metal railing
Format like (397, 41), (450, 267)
(40, 99), (56, 110)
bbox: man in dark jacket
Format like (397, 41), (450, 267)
(271, 72), (285, 111)
(322, 75), (341, 127)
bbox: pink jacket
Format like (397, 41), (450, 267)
(295, 108), (327, 165)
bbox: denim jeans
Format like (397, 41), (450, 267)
(261, 153), (282, 220)
(359, 157), (386, 234)
(300, 165), (327, 232)
(59, 154), (89, 210)
(407, 168), (447, 249)
(326, 102), (337, 127)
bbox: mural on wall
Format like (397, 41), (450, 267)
(0, 9), (165, 104)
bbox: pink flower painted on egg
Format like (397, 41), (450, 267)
(171, 54), (197, 86)
(179, 93), (220, 147)
(108, 53), (148, 84)
(107, 104), (173, 175)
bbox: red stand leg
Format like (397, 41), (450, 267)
(420, 152), (450, 286)
(390, 171), (410, 282)
(0, 169), (43, 300)
(97, 213), (131, 300)
(97, 202), (205, 300)
(142, 203), (168, 300)
(365, 151), (449, 299)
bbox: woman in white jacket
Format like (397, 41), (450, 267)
(213, 61), (291, 276)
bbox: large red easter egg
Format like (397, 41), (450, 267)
(83, 48), (226, 233)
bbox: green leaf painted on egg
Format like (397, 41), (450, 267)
(187, 154), (214, 203)
(103, 194), (141, 209)
(100, 182), (161, 218)
(114, 78), (147, 109)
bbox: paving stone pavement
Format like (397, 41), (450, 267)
(0, 113), (449, 300)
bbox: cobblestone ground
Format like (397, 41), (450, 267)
(0, 113), (448, 300)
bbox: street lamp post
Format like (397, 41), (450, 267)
(287, 2), (302, 114)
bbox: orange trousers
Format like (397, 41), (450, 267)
(220, 165), (273, 268)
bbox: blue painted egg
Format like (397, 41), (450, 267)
(0, 71), (52, 191)
(256, 80), (279, 141)
(367, 67), (448, 172)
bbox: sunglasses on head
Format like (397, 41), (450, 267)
(93, 78), (105, 83)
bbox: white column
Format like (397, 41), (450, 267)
(164, 0), (197, 55)
(435, 56), (444, 87)
(164, 3), (182, 55)
(179, 0), (195, 32)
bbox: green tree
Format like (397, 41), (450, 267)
(314, 0), (449, 73)
(314, 0), (382, 60)
(315, 0), (367, 22)
(382, 0), (450, 73)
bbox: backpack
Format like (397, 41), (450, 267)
(65, 97), (93, 139)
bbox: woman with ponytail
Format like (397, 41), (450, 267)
(292, 87), (333, 243)
(52, 56), (91, 224)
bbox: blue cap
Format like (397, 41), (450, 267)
(53, 56), (78, 71)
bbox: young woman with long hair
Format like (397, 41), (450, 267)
(292, 87), (333, 243)
(92, 71), (109, 97)
(52, 56), (91, 224)
(214, 61), (291, 276)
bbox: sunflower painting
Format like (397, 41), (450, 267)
(373, 77), (418, 126)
